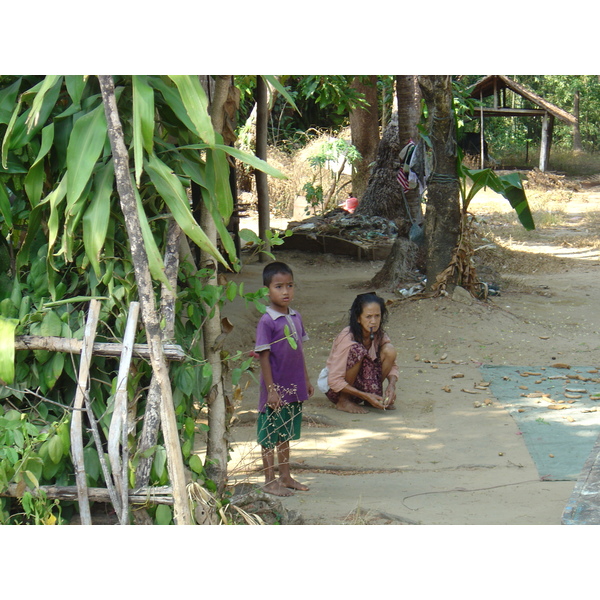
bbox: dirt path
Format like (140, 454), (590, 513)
(220, 186), (600, 525)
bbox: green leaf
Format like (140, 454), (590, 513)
(26, 123), (55, 208)
(179, 142), (286, 179)
(239, 228), (261, 244)
(0, 78), (21, 125)
(145, 153), (228, 268)
(189, 454), (204, 475)
(168, 75), (215, 145)
(40, 309), (63, 337)
(205, 145), (233, 218)
(83, 446), (101, 484)
(132, 75), (155, 186)
(66, 102), (107, 209)
(1, 95), (22, 169)
(461, 166), (535, 231)
(262, 75), (300, 114)
(48, 434), (63, 464)
(65, 75), (87, 106)
(42, 351), (64, 391)
(132, 181), (171, 288)
(155, 504), (172, 525)
(283, 324), (297, 349)
(152, 445), (167, 481)
(0, 182), (11, 228)
(11, 77), (62, 149)
(25, 75), (62, 133)
(150, 77), (199, 135)
(0, 316), (19, 384)
(83, 160), (114, 277)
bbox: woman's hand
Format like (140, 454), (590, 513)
(383, 378), (397, 408)
(361, 392), (387, 410)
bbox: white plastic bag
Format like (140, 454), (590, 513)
(317, 367), (330, 394)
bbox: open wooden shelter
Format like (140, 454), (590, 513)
(468, 75), (578, 172)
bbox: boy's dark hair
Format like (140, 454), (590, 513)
(348, 292), (388, 346)
(263, 261), (294, 286)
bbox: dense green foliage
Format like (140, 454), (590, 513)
(0, 75), (277, 523)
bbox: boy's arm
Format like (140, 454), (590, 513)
(304, 361), (314, 398)
(259, 350), (281, 409)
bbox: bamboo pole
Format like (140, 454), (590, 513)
(108, 301), (139, 524)
(99, 75), (192, 524)
(1, 484), (174, 505)
(14, 336), (185, 361)
(70, 299), (101, 525)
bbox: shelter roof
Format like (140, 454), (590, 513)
(468, 75), (577, 125)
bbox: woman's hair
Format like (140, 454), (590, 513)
(262, 261), (293, 286)
(348, 292), (388, 345)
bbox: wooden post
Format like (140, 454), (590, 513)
(255, 76), (270, 261)
(540, 112), (554, 172)
(70, 299), (101, 525)
(480, 93), (485, 170)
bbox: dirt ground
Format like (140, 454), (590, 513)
(219, 176), (600, 527)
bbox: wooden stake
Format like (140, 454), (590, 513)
(70, 299), (101, 525)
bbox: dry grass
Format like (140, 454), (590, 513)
(243, 129), (354, 218)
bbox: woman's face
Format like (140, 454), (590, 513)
(357, 302), (382, 337)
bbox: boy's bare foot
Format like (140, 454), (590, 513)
(279, 476), (309, 491)
(336, 397), (368, 414)
(263, 480), (294, 497)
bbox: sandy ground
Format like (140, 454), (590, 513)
(218, 185), (600, 528)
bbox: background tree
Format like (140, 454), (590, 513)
(418, 75), (461, 292)
(349, 76), (379, 199)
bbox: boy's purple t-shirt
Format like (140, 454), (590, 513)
(255, 307), (309, 413)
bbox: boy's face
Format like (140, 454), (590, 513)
(267, 272), (295, 312)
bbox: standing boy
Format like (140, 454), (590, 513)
(255, 262), (313, 496)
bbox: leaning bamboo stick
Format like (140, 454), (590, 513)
(70, 300), (101, 525)
(108, 302), (139, 525)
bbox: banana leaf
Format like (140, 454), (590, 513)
(460, 165), (535, 231)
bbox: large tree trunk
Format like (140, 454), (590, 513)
(362, 76), (423, 290)
(396, 75), (423, 227)
(349, 76), (380, 200)
(203, 75), (236, 492)
(417, 75), (461, 293)
(98, 75), (192, 525)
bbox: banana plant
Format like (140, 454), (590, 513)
(457, 155), (535, 231)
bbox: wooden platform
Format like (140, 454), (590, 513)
(562, 432), (600, 524)
(281, 231), (393, 261)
